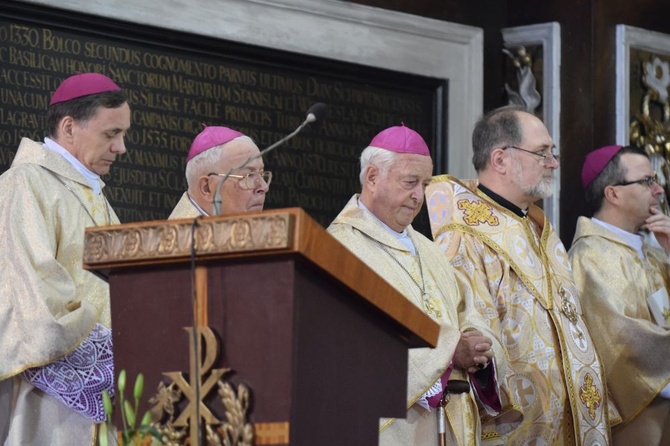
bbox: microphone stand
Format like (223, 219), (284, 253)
(193, 104), (325, 444)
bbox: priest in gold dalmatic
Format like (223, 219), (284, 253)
(329, 124), (522, 446)
(569, 145), (670, 445)
(0, 74), (130, 445)
(426, 105), (611, 445)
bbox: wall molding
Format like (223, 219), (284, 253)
(503, 21), (561, 231)
(616, 24), (670, 145)
(18, 0), (483, 177)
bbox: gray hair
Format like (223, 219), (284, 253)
(471, 104), (527, 171)
(185, 135), (255, 188)
(359, 146), (399, 184)
(584, 145), (648, 215)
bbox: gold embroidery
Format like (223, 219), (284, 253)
(457, 199), (499, 226)
(434, 182), (608, 443)
(481, 431), (500, 440)
(579, 373), (601, 420)
(663, 306), (670, 325)
(559, 287), (584, 339)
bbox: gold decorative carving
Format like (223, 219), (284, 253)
(630, 55), (670, 206)
(148, 327), (254, 445)
(503, 46), (542, 113)
(83, 213), (293, 266)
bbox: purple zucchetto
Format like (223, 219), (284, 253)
(186, 125), (244, 163)
(50, 73), (121, 105)
(581, 145), (623, 189)
(369, 123), (431, 156)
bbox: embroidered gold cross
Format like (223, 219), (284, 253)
(457, 199), (499, 226)
(579, 373), (602, 420)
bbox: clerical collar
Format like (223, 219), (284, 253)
(187, 193), (210, 217)
(44, 137), (102, 195)
(478, 184), (528, 218)
(357, 197), (416, 255)
(592, 217), (644, 260)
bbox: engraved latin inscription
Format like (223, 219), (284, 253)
(0, 15), (439, 227)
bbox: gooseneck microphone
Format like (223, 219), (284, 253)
(261, 102), (327, 155)
(212, 103), (327, 216)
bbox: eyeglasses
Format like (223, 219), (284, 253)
(503, 145), (560, 164)
(613, 172), (658, 188)
(208, 171), (272, 190)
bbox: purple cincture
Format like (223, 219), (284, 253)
(23, 323), (114, 423)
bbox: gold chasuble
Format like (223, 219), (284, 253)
(426, 176), (610, 446)
(569, 217), (670, 430)
(169, 192), (203, 219)
(0, 138), (119, 445)
(329, 195), (519, 446)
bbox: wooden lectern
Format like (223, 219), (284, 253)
(83, 208), (439, 446)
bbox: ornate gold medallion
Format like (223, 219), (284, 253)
(559, 286), (584, 339)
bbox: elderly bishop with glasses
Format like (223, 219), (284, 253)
(169, 126), (271, 218)
(426, 105), (611, 444)
(569, 145), (670, 445)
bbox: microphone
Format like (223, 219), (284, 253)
(212, 103), (327, 216)
(306, 102), (328, 124)
(258, 102), (327, 155)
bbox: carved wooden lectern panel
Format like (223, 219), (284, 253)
(84, 209), (438, 445)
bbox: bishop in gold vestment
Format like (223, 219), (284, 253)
(569, 144), (670, 445)
(0, 139), (120, 444)
(328, 123), (521, 446)
(570, 217), (670, 439)
(0, 73), (130, 445)
(329, 195), (519, 446)
(169, 192), (205, 219)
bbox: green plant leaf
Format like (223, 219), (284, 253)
(134, 373), (144, 402)
(122, 430), (132, 444)
(106, 369), (166, 444)
(102, 390), (113, 418)
(138, 425), (162, 437)
(123, 400), (136, 427)
(98, 423), (109, 446)
(140, 410), (152, 427)
(118, 369), (127, 394)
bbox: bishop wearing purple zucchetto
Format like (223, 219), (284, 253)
(0, 72), (130, 444)
(169, 124), (271, 218)
(327, 124), (518, 445)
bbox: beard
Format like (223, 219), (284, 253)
(511, 161), (555, 199)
